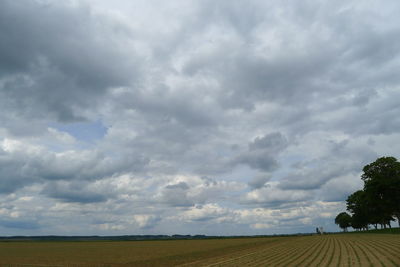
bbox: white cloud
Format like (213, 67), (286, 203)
(251, 223), (273, 229)
(180, 204), (230, 222)
(0, 0), (399, 235)
(243, 182), (312, 205)
(133, 214), (160, 229)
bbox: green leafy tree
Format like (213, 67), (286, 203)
(346, 190), (369, 230)
(335, 212), (352, 232)
(362, 156), (400, 227)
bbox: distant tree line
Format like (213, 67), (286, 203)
(335, 156), (400, 232)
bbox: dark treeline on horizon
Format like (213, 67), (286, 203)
(335, 156), (400, 232)
(0, 233), (312, 242)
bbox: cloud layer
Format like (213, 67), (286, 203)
(0, 0), (399, 235)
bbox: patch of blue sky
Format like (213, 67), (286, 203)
(51, 120), (108, 144)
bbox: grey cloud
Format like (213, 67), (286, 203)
(165, 182), (190, 190)
(236, 132), (288, 172)
(248, 173), (271, 189)
(42, 181), (109, 203)
(318, 176), (363, 202)
(0, 146), (39, 194)
(219, 53), (332, 110)
(0, 141), (149, 194)
(122, 87), (219, 128)
(133, 214), (161, 229)
(1, 0), (400, 235)
(153, 177), (243, 208)
(0, 0), (140, 122)
(339, 92), (400, 136)
(249, 132), (288, 152)
(352, 89), (377, 107)
(158, 182), (193, 207)
(238, 152), (278, 172)
(0, 219), (40, 230)
(242, 184), (313, 207)
(180, 204), (229, 222)
(279, 162), (351, 191)
(177, 0), (400, 116)
(279, 140), (377, 190)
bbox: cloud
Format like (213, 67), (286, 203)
(157, 182), (194, 207)
(133, 214), (161, 229)
(41, 181), (109, 203)
(154, 176), (244, 207)
(0, 0), (399, 235)
(0, 0), (141, 123)
(0, 219), (40, 230)
(251, 223), (273, 230)
(279, 138), (377, 190)
(242, 182), (313, 206)
(180, 204), (230, 222)
(235, 132), (288, 172)
(248, 173), (272, 189)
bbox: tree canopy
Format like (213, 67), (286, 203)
(335, 156), (400, 231)
(334, 212), (352, 232)
(362, 156), (400, 225)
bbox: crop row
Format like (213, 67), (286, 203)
(184, 234), (400, 266)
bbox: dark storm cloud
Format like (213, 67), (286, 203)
(0, 0), (139, 122)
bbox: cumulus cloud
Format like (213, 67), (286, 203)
(157, 182), (193, 207)
(0, 0), (399, 235)
(41, 181), (110, 203)
(236, 132), (288, 172)
(0, 137), (149, 195)
(0, 0), (140, 123)
(133, 214), (161, 229)
(180, 204), (230, 222)
(242, 182), (313, 206)
(248, 173), (272, 189)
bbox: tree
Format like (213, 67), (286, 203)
(335, 156), (400, 230)
(361, 156), (400, 227)
(346, 190), (369, 230)
(335, 212), (352, 232)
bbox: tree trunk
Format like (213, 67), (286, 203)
(374, 224), (377, 230)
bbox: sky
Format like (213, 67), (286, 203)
(0, 0), (400, 236)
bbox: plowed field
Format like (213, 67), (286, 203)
(182, 234), (400, 267)
(0, 234), (399, 266)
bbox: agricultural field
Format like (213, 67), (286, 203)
(0, 233), (399, 266)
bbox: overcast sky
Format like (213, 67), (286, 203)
(1, 0), (399, 236)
